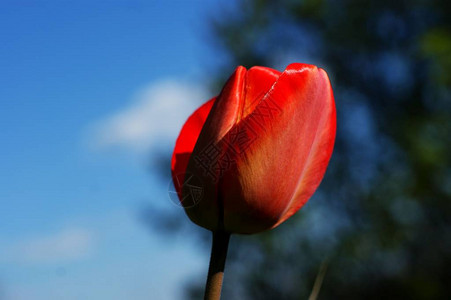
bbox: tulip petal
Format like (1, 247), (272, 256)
(238, 66), (281, 122)
(275, 68), (336, 227)
(171, 98), (215, 196)
(219, 63), (336, 233)
(181, 67), (246, 230)
(197, 66), (247, 145)
(184, 66), (281, 231)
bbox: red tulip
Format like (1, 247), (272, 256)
(171, 63), (336, 234)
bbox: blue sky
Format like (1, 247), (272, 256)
(0, 1), (232, 299)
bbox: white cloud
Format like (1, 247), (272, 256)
(87, 80), (208, 154)
(0, 228), (94, 265)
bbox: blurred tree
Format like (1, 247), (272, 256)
(145, 0), (451, 299)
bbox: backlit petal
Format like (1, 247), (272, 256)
(184, 66), (282, 231)
(171, 98), (215, 196)
(182, 66), (247, 230)
(238, 66), (281, 122)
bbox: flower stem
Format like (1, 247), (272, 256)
(204, 230), (231, 300)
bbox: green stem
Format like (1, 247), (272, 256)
(204, 231), (231, 300)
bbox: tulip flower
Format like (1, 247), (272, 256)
(171, 63), (335, 299)
(172, 63), (335, 233)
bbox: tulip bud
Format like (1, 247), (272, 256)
(171, 63), (336, 234)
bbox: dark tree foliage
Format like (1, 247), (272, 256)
(178, 0), (451, 299)
(143, 1), (451, 299)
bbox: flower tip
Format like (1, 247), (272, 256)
(281, 63), (318, 78)
(234, 65), (247, 74)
